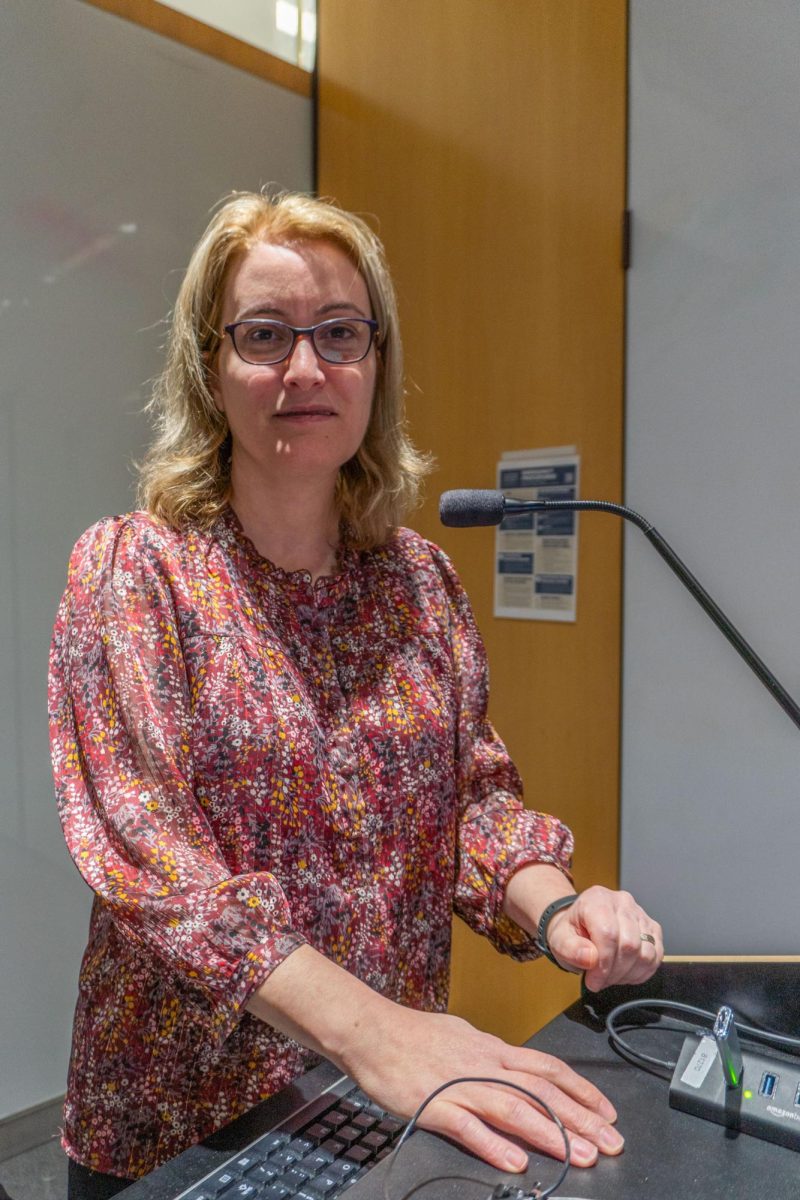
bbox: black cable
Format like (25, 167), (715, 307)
(605, 999), (800, 1073)
(382, 1075), (571, 1200)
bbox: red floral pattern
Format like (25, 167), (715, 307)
(49, 508), (573, 1177)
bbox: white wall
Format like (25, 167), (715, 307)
(0, 0), (311, 1120)
(622, 2), (800, 951)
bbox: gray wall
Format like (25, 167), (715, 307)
(0, 0), (312, 1120)
(622, 2), (800, 951)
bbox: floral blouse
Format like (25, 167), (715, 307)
(48, 508), (573, 1178)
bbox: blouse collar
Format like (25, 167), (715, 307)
(212, 505), (358, 603)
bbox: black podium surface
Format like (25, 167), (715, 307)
(121, 961), (800, 1200)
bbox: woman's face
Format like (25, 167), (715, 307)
(211, 238), (377, 495)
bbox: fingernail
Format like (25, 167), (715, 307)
(599, 1098), (618, 1122)
(571, 1137), (598, 1165)
(600, 1127), (625, 1154)
(505, 1147), (528, 1171)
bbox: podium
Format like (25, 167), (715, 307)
(121, 960), (800, 1199)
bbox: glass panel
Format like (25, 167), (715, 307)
(157, 0), (316, 69)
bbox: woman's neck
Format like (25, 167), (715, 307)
(229, 472), (341, 581)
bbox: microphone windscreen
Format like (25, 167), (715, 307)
(439, 489), (506, 527)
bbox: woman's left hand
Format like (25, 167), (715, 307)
(545, 886), (663, 991)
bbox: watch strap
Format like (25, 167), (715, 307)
(534, 893), (579, 968)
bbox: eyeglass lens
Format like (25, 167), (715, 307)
(231, 318), (374, 365)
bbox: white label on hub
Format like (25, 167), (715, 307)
(681, 1036), (717, 1089)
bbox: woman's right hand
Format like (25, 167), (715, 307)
(344, 1000), (624, 1173)
(248, 945), (623, 1174)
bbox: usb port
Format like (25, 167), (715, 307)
(794, 1083), (800, 1107)
(759, 1072), (779, 1099)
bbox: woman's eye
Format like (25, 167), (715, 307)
(326, 323), (356, 339)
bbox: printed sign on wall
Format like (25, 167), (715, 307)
(494, 448), (580, 621)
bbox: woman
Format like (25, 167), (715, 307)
(49, 191), (663, 1198)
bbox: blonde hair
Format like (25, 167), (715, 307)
(138, 190), (432, 547)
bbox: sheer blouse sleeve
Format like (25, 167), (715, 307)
(48, 517), (306, 1044)
(429, 544), (574, 960)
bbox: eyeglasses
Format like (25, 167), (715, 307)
(223, 317), (379, 366)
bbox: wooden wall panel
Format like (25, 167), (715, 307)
(318, 0), (627, 1042)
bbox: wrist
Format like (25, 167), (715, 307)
(247, 944), (393, 1072)
(334, 986), (399, 1079)
(534, 893), (579, 967)
(503, 862), (575, 935)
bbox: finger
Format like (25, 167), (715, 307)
(492, 1070), (625, 1160)
(421, 1090), (603, 1171)
(547, 928), (598, 974)
(500, 1045), (618, 1123)
(604, 920), (664, 987)
(574, 890), (655, 987)
(420, 1094), (532, 1173)
(584, 921), (661, 989)
(570, 893), (625, 982)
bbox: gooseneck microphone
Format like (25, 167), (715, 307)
(439, 488), (800, 731)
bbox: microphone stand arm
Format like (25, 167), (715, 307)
(505, 498), (800, 731)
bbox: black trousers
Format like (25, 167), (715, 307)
(67, 1159), (133, 1199)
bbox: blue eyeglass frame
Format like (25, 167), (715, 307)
(223, 316), (380, 365)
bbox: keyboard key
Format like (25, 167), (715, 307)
(308, 1171), (340, 1196)
(232, 1154), (260, 1173)
(352, 1112), (377, 1131)
(262, 1185), (291, 1200)
(299, 1148), (335, 1172)
(279, 1165), (312, 1188)
(322, 1109), (349, 1130)
(362, 1131), (388, 1152)
(208, 1168), (241, 1192)
(333, 1125), (360, 1148)
(229, 1184), (259, 1198)
(256, 1131), (290, 1153)
(304, 1122), (332, 1142)
(344, 1144), (373, 1165)
(245, 1162), (280, 1185)
(320, 1138), (345, 1158)
(339, 1174), (364, 1192)
(270, 1146), (301, 1168)
(378, 1116), (405, 1136)
(326, 1158), (359, 1182)
(288, 1136), (315, 1156)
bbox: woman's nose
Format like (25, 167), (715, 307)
(283, 333), (325, 386)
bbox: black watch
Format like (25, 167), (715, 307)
(534, 893), (579, 969)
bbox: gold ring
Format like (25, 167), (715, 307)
(640, 933), (656, 946)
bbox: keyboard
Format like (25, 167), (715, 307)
(174, 1078), (406, 1199)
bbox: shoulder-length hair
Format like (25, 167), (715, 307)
(138, 190), (432, 548)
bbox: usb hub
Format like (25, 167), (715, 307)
(670, 1035), (800, 1152)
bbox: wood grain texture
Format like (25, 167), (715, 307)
(318, 0), (626, 1040)
(79, 0), (312, 94)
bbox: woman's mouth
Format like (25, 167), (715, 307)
(273, 406), (336, 422)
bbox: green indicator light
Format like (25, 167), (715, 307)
(743, 1089), (753, 1100)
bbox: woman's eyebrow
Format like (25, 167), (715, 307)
(234, 300), (370, 322)
(317, 301), (370, 317)
(235, 304), (286, 321)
